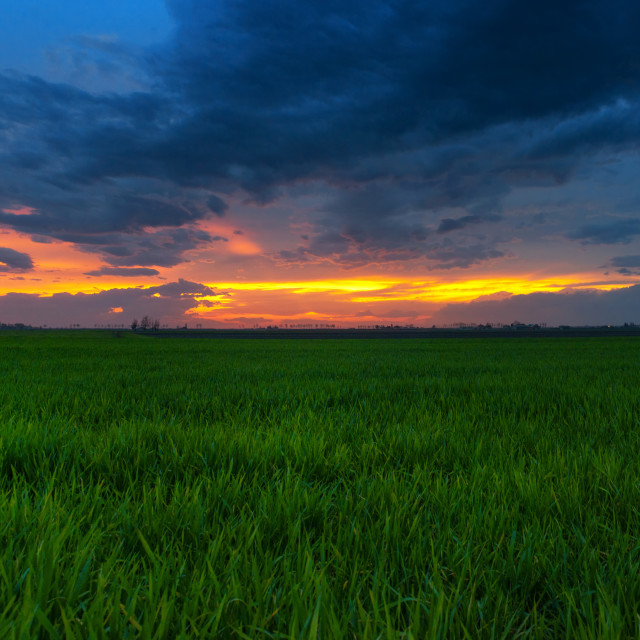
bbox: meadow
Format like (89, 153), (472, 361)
(0, 331), (639, 638)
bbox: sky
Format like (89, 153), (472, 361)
(1, 0), (640, 328)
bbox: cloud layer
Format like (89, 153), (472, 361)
(0, 279), (214, 327)
(434, 285), (640, 327)
(0, 247), (34, 272)
(2, 280), (639, 329)
(1, 0), (639, 275)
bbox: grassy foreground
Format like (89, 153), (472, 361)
(1, 332), (639, 638)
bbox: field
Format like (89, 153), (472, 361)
(1, 332), (639, 638)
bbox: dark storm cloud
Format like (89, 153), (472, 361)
(607, 255), (640, 276)
(0, 192), (203, 236)
(146, 279), (215, 297)
(207, 195), (228, 217)
(568, 219), (640, 245)
(162, 0), (640, 132)
(274, 226), (505, 270)
(0, 247), (34, 272)
(0, 279), (215, 327)
(71, 228), (212, 268)
(24, 227), (210, 269)
(611, 256), (640, 268)
(84, 266), (160, 277)
(434, 285), (640, 327)
(92, 228), (215, 267)
(437, 214), (501, 234)
(423, 242), (507, 270)
(157, 0), (640, 190)
(1, 0), (640, 267)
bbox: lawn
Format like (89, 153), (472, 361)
(1, 332), (639, 638)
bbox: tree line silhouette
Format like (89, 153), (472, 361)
(131, 316), (160, 331)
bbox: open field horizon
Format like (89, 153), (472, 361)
(3, 1), (640, 633)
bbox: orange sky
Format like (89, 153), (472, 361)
(2, 214), (640, 328)
(2, 219), (639, 327)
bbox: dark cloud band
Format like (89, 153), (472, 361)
(1, 0), (639, 270)
(0, 247), (34, 272)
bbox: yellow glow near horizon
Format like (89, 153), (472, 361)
(348, 277), (635, 303)
(210, 278), (399, 293)
(2, 274), (638, 303)
(0, 281), (121, 296)
(206, 275), (638, 304)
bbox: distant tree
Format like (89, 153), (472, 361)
(131, 318), (138, 331)
(140, 315), (151, 330)
(152, 319), (160, 331)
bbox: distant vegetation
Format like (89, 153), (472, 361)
(0, 332), (639, 637)
(130, 315), (161, 331)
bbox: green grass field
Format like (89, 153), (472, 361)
(1, 332), (639, 638)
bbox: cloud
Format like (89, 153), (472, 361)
(607, 254), (640, 276)
(84, 266), (160, 277)
(437, 214), (502, 234)
(433, 285), (640, 326)
(610, 255), (640, 268)
(568, 218), (640, 245)
(44, 34), (154, 94)
(0, 279), (215, 327)
(57, 227), (213, 268)
(1, 0), (639, 270)
(146, 278), (215, 297)
(207, 195), (228, 217)
(273, 216), (508, 269)
(0, 192), (205, 237)
(0, 247), (34, 272)
(423, 241), (507, 270)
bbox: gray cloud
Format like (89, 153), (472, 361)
(424, 241), (507, 270)
(568, 218), (640, 245)
(433, 285), (640, 326)
(57, 227), (214, 268)
(274, 230), (506, 270)
(146, 279), (214, 297)
(0, 247), (34, 272)
(207, 195), (228, 217)
(0, 279), (215, 327)
(610, 255), (640, 268)
(84, 266), (160, 277)
(1, 0), (639, 270)
(437, 214), (502, 234)
(0, 193), (204, 237)
(607, 254), (640, 276)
